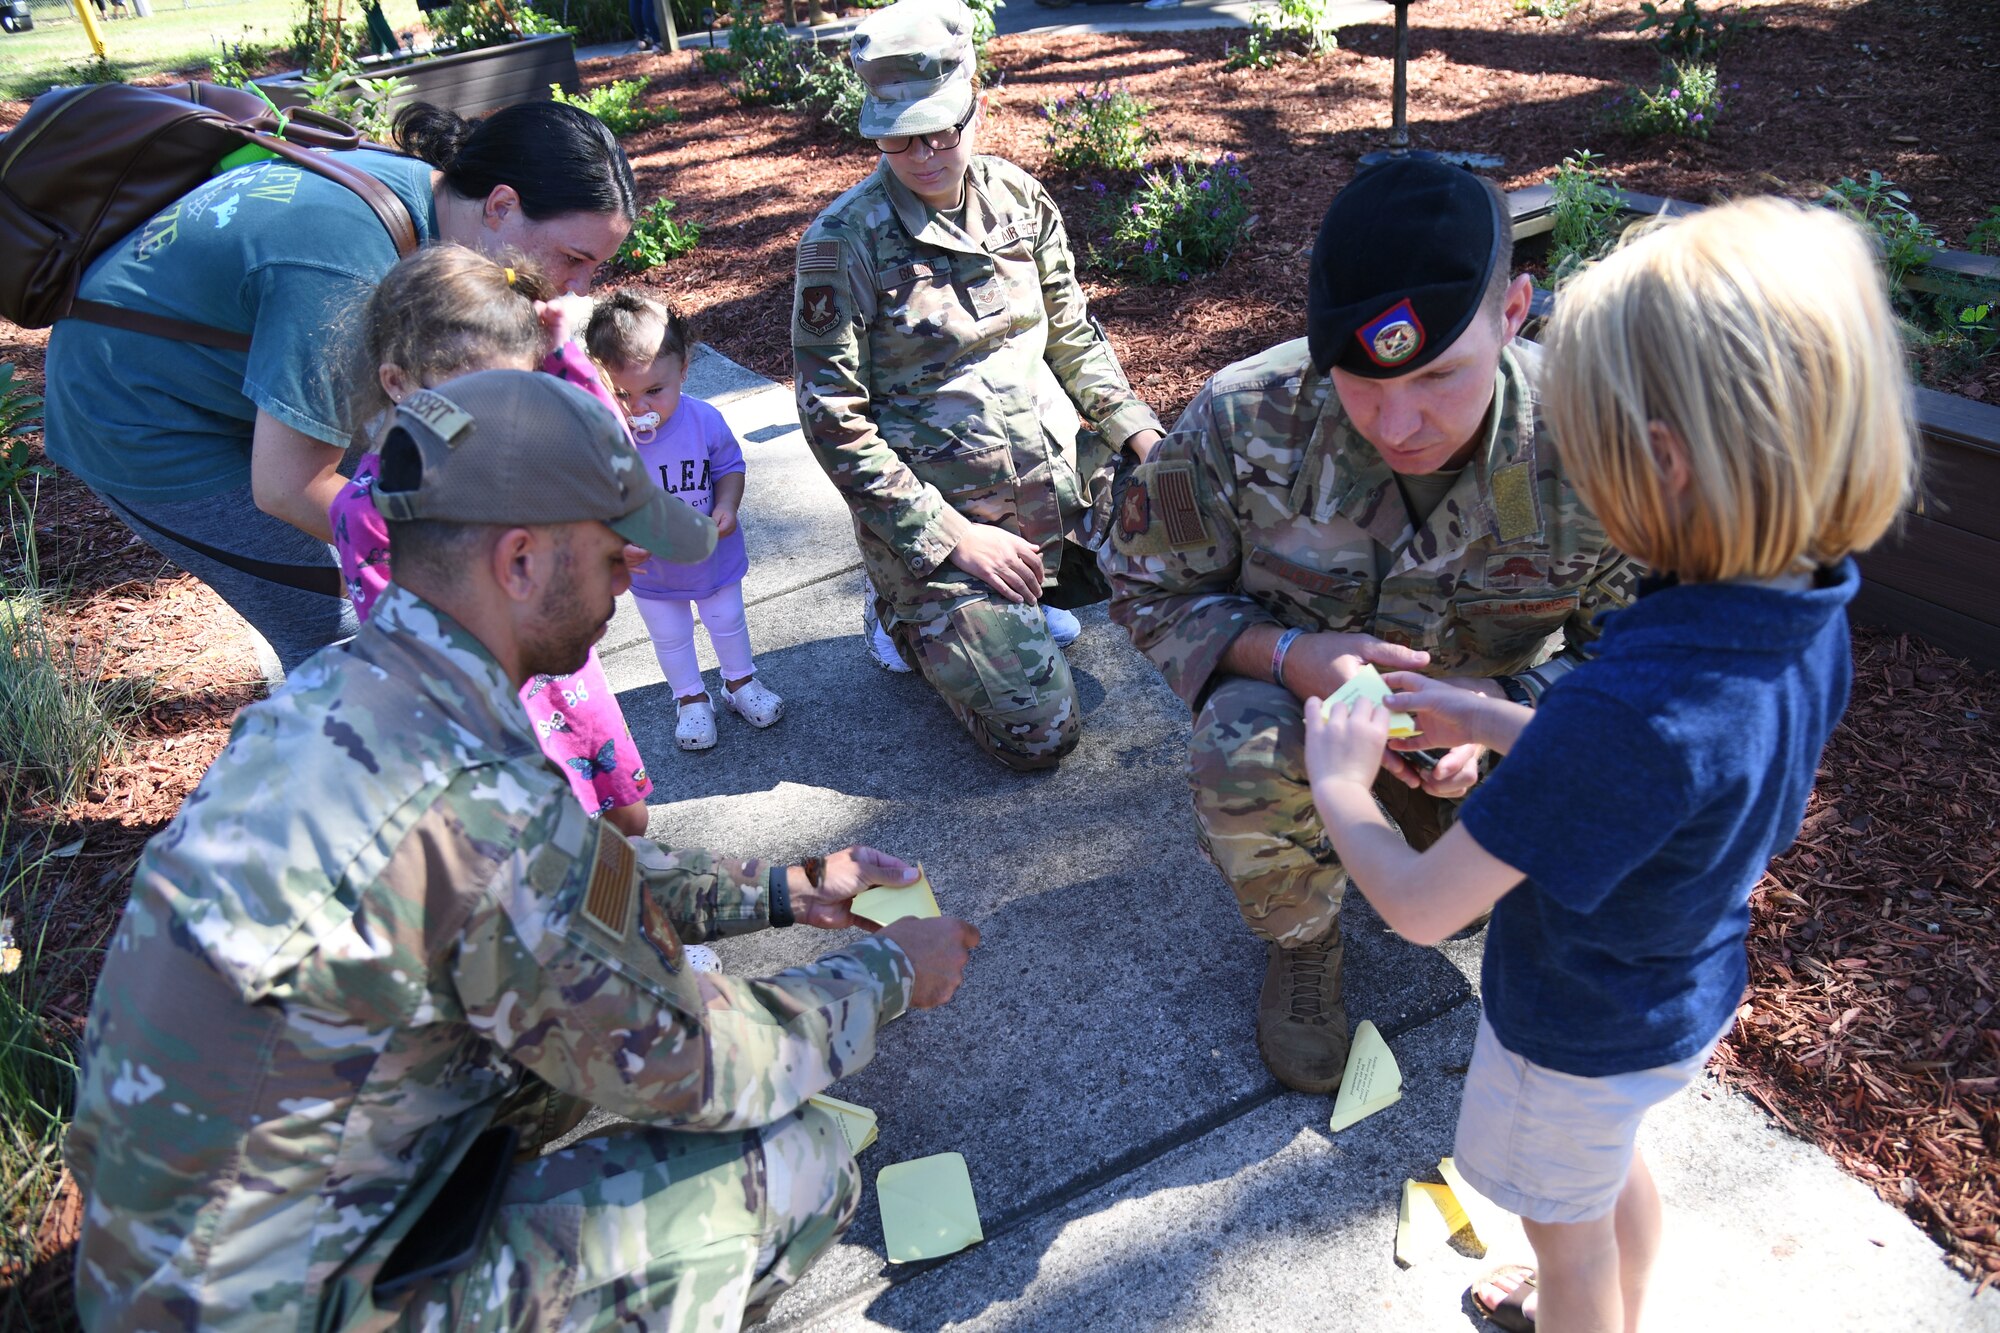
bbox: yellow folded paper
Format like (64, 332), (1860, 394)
(877, 1152), (983, 1263)
(1328, 1019), (1403, 1132)
(1395, 1179), (1452, 1267)
(851, 864), (941, 927)
(809, 1093), (878, 1156)
(1438, 1156), (1508, 1251)
(1321, 663), (1419, 740)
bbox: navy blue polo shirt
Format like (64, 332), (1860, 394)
(1458, 560), (1859, 1077)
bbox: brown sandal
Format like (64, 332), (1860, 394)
(1470, 1263), (1537, 1332)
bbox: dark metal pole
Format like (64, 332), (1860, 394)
(1389, 1), (1410, 155)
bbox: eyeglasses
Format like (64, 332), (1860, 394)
(874, 107), (975, 155)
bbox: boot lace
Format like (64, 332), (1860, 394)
(1284, 941), (1336, 1020)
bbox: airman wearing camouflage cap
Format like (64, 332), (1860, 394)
(792, 0), (1165, 771)
(66, 370), (982, 1332)
(1099, 160), (1642, 1095)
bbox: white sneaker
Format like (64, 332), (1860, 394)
(676, 696), (717, 751)
(863, 599), (912, 673)
(683, 944), (722, 973)
(1044, 604), (1082, 646)
(722, 677), (784, 728)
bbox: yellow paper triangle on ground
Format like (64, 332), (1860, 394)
(1322, 663), (1419, 740)
(1394, 1180), (1477, 1267)
(1438, 1156), (1509, 1251)
(809, 1093), (878, 1156)
(1328, 1019), (1403, 1132)
(877, 1152), (983, 1263)
(851, 865), (940, 927)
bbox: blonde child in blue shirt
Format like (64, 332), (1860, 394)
(1303, 199), (1917, 1332)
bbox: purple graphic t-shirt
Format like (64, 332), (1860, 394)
(328, 454), (652, 818)
(628, 395), (749, 602)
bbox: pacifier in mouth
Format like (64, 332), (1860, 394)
(630, 411), (662, 431)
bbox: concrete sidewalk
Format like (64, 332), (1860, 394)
(577, 0), (1392, 56)
(593, 346), (1998, 1332)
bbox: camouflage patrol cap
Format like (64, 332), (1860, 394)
(1307, 158), (1510, 379)
(850, 0), (977, 140)
(372, 368), (716, 565)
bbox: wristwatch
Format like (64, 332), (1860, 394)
(768, 865), (795, 928)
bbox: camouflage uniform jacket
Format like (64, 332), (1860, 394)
(1102, 338), (1641, 708)
(65, 586), (915, 1332)
(793, 154), (1163, 623)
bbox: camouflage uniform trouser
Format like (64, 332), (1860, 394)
(1189, 678), (1456, 947)
(396, 1095), (858, 1333)
(884, 542), (1107, 773)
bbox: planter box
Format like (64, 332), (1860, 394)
(257, 32), (580, 120)
(1505, 185), (2000, 667)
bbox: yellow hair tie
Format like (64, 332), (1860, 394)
(503, 266), (517, 286)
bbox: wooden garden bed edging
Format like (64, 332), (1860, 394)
(1506, 185), (2000, 668)
(256, 32), (581, 121)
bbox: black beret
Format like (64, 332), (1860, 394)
(1307, 158), (1508, 379)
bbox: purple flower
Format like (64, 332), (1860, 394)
(1690, 112), (1704, 122)
(1131, 203), (1143, 215)
(1090, 180), (1108, 195)
(1668, 88), (1680, 99)
(1198, 179), (1212, 191)
(1144, 239), (1159, 253)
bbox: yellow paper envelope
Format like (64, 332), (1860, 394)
(1438, 1156), (1510, 1250)
(877, 1152), (983, 1263)
(1321, 663), (1419, 740)
(809, 1093), (878, 1156)
(1395, 1179), (1453, 1267)
(851, 865), (941, 928)
(1328, 1019), (1403, 1132)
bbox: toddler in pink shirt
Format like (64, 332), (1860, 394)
(327, 246), (654, 834)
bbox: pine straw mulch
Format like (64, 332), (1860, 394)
(1, 0), (1997, 1310)
(1721, 630), (2000, 1287)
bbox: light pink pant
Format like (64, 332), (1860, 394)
(634, 583), (756, 699)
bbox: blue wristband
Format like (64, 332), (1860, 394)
(1271, 627), (1306, 691)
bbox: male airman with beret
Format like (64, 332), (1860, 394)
(1101, 160), (1641, 1093)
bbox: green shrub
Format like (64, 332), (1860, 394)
(1041, 83), (1156, 175)
(702, 0), (807, 102)
(1223, 0), (1341, 70)
(1821, 174), (1998, 381)
(1965, 206), (2000, 258)
(291, 0), (365, 74)
(1599, 62), (1724, 140)
(429, 0), (521, 50)
(1634, 0), (1759, 61)
(796, 45), (867, 139)
(1513, 0), (1585, 15)
(553, 77), (679, 135)
(1091, 155), (1252, 284)
(1542, 150), (1625, 286)
(300, 63), (412, 141)
(0, 365), (46, 525)
(618, 198), (703, 270)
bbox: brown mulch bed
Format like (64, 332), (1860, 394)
(1719, 631), (2000, 1287)
(2, 1), (1996, 1315)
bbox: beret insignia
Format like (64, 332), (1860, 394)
(1358, 298), (1426, 369)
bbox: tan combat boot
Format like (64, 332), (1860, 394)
(1256, 934), (1350, 1093)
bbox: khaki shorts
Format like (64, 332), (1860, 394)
(1452, 1014), (1726, 1224)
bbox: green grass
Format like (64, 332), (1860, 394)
(0, 0), (438, 101)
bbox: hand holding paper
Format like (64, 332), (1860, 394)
(850, 864), (941, 927)
(1323, 663), (1419, 739)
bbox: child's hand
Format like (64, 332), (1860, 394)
(535, 293), (595, 349)
(1304, 693), (1393, 789)
(1380, 672), (1497, 754)
(711, 506), (739, 539)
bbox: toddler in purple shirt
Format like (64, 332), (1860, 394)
(585, 293), (783, 752)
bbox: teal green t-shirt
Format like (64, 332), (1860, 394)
(43, 150), (437, 504)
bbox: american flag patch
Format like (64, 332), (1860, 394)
(579, 823), (637, 939)
(797, 240), (841, 274)
(1152, 464), (1210, 549)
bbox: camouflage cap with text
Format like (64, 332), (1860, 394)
(850, 0), (978, 141)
